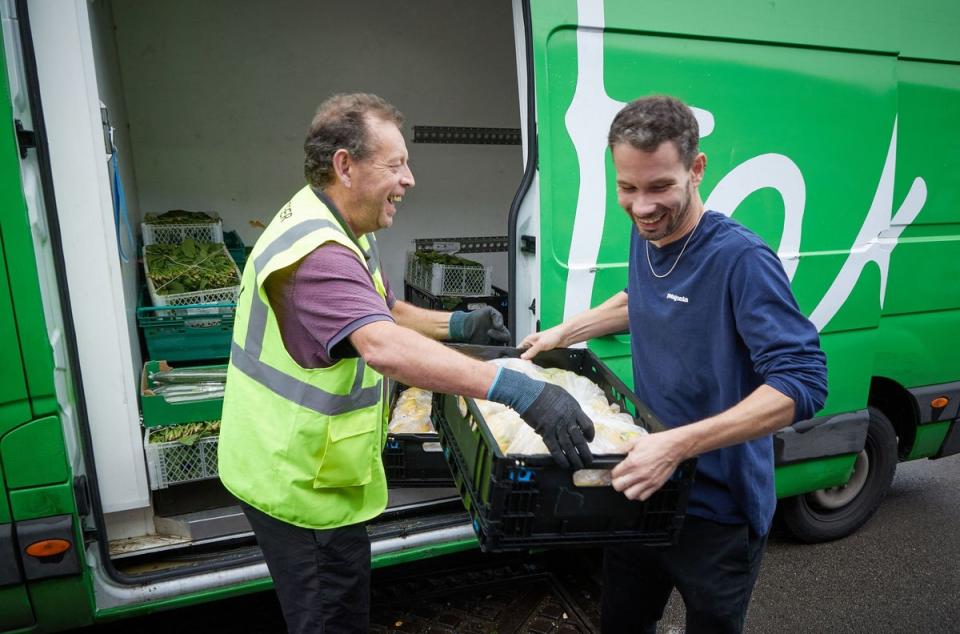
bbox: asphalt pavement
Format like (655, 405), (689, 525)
(660, 454), (960, 633)
(75, 454), (960, 633)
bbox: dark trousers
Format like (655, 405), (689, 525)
(601, 515), (767, 634)
(240, 501), (371, 634)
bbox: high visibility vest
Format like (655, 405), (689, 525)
(218, 186), (389, 529)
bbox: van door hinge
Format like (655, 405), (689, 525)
(15, 120), (36, 158)
(520, 235), (536, 254)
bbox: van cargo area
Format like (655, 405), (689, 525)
(31, 0), (525, 572)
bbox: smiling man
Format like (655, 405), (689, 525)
(218, 93), (596, 634)
(520, 95), (828, 633)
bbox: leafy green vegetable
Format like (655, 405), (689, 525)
(414, 250), (483, 268)
(149, 420), (220, 445)
(144, 210), (219, 225)
(145, 240), (239, 295)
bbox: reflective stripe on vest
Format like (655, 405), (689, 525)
(231, 216), (382, 415)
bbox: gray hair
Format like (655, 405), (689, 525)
(608, 95), (699, 168)
(304, 93), (404, 188)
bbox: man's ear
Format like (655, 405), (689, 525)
(332, 148), (352, 187)
(690, 152), (707, 187)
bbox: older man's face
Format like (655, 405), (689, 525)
(350, 117), (416, 234)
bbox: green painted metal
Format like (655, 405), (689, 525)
(873, 58), (960, 390)
(9, 482), (74, 522)
(0, 31), (57, 421)
(528, 2), (960, 508)
(906, 421), (951, 460)
(26, 577), (94, 632)
(0, 228), (32, 432)
(1, 416), (69, 490)
(370, 536), (479, 569)
(0, 586), (34, 631)
(774, 454), (858, 499)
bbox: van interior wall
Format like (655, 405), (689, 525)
(110, 0), (522, 295)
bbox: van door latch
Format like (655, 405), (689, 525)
(15, 120), (36, 158)
(520, 235), (536, 254)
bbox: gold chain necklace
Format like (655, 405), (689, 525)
(645, 212), (705, 279)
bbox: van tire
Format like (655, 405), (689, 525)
(780, 407), (897, 543)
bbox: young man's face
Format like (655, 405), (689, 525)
(350, 116), (416, 234)
(612, 140), (705, 246)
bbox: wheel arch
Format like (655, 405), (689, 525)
(869, 376), (918, 460)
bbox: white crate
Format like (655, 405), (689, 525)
(405, 252), (493, 297)
(144, 428), (219, 490)
(143, 244), (241, 312)
(142, 219), (224, 245)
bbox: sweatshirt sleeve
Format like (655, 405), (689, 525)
(729, 245), (828, 422)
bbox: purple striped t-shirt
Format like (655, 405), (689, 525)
(264, 242), (396, 368)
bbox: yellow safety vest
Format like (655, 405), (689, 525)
(218, 186), (389, 529)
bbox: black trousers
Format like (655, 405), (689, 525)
(601, 515), (767, 634)
(240, 501), (371, 634)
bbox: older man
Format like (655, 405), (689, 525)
(218, 93), (595, 633)
(521, 95), (828, 633)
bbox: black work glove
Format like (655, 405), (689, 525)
(487, 368), (595, 469)
(448, 306), (511, 345)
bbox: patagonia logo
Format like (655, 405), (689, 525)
(666, 292), (689, 303)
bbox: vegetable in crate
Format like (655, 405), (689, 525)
(144, 210), (219, 225)
(413, 250), (483, 268)
(388, 387), (434, 433)
(459, 358), (647, 456)
(149, 421), (220, 446)
(145, 239), (240, 295)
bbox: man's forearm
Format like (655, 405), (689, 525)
(391, 299), (451, 340)
(350, 320), (496, 398)
(557, 291), (630, 346)
(671, 384), (796, 460)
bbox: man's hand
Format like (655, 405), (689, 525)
(611, 429), (687, 501)
(518, 325), (565, 360)
(487, 368), (595, 469)
(449, 307), (511, 345)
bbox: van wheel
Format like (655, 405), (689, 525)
(780, 407), (897, 543)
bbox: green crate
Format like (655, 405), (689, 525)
(140, 360), (225, 428)
(224, 230), (248, 271)
(137, 302), (235, 362)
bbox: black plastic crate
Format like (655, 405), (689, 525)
(434, 344), (696, 552)
(384, 382), (454, 487)
(404, 283), (509, 331)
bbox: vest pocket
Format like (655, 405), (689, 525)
(313, 409), (378, 488)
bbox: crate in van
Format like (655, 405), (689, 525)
(140, 360), (226, 428)
(404, 283), (509, 332)
(405, 250), (493, 297)
(143, 244), (241, 310)
(435, 344), (696, 552)
(137, 301), (235, 363)
(141, 210), (224, 245)
(384, 382), (454, 487)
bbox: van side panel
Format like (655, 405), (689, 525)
(530, 0), (896, 423)
(873, 58), (960, 393)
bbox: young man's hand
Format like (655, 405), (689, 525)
(518, 325), (565, 360)
(611, 429), (687, 501)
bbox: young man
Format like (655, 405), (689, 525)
(217, 93), (595, 634)
(520, 95), (828, 633)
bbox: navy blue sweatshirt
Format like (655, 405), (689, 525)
(627, 211), (827, 536)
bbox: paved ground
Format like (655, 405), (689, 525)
(74, 455), (960, 633)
